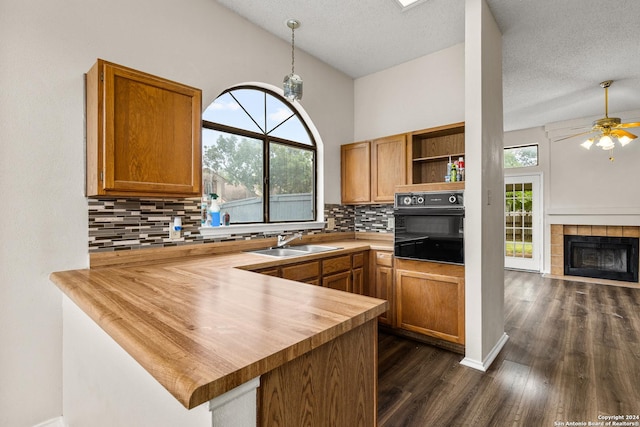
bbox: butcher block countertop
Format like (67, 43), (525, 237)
(50, 234), (391, 409)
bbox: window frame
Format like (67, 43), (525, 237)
(201, 85), (318, 225)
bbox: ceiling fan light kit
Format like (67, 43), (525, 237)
(566, 80), (639, 159)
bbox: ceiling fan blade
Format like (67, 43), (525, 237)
(618, 122), (640, 129)
(554, 130), (597, 142)
(611, 128), (637, 139)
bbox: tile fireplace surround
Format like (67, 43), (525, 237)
(550, 224), (640, 286)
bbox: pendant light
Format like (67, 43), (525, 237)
(283, 19), (303, 102)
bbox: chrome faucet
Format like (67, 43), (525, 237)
(276, 232), (302, 248)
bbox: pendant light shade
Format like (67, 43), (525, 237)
(283, 19), (302, 102)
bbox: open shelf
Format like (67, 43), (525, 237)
(409, 123), (465, 184)
(413, 152), (465, 163)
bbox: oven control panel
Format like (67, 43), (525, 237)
(395, 191), (464, 208)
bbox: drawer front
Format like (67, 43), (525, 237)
(256, 268), (280, 277)
(282, 261), (320, 281)
(322, 255), (352, 275)
(375, 251), (393, 267)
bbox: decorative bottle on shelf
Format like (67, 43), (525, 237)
(208, 193), (221, 227)
(450, 163), (457, 182)
(458, 157), (465, 181)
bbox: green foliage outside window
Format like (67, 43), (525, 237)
(504, 145), (538, 168)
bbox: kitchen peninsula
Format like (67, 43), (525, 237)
(50, 238), (388, 426)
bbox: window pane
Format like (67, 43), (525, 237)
(230, 89), (266, 132)
(269, 143), (314, 221)
(202, 128), (263, 223)
(202, 92), (262, 133)
(504, 145), (538, 169)
(266, 94), (312, 145)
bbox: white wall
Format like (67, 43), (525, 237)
(545, 110), (640, 224)
(0, 1), (353, 425)
(354, 43), (465, 141)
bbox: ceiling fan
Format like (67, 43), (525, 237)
(557, 80), (640, 159)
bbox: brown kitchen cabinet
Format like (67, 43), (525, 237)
(340, 142), (371, 204)
(323, 271), (352, 292)
(369, 250), (394, 326)
(351, 252), (365, 295)
(255, 251), (368, 292)
(395, 259), (465, 345)
(341, 134), (406, 204)
(408, 122), (465, 184)
(371, 134), (407, 202)
(85, 59), (202, 197)
(282, 261), (320, 286)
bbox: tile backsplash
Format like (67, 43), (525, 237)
(88, 198), (392, 252)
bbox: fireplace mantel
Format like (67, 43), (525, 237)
(548, 209), (640, 227)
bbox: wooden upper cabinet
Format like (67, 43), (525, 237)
(340, 142), (371, 204)
(86, 59), (202, 197)
(371, 134), (407, 203)
(341, 134), (406, 204)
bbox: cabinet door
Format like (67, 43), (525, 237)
(341, 142), (371, 204)
(86, 59), (202, 197)
(352, 267), (364, 295)
(323, 271), (352, 293)
(375, 265), (394, 326)
(395, 269), (464, 344)
(371, 134), (406, 203)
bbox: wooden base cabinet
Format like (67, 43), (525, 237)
(256, 252), (367, 294)
(259, 320), (378, 427)
(369, 251), (394, 326)
(395, 268), (465, 345)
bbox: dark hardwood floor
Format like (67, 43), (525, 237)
(378, 270), (640, 426)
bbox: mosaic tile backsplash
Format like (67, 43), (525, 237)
(88, 198), (392, 252)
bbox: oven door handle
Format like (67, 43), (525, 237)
(393, 207), (464, 216)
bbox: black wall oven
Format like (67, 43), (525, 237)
(393, 191), (464, 264)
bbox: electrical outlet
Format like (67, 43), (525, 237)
(387, 217), (395, 230)
(169, 229), (181, 240)
(327, 217), (335, 230)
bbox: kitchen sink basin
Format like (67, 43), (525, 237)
(248, 245), (340, 258)
(288, 244), (340, 253)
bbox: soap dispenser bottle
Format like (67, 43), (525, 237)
(201, 194), (210, 226)
(208, 193), (221, 227)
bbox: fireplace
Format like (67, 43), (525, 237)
(564, 235), (639, 282)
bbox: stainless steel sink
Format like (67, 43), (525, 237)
(248, 244), (340, 258)
(289, 244), (340, 253)
(250, 248), (308, 257)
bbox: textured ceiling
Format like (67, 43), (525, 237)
(216, 0), (640, 132)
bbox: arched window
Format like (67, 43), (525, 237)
(202, 85), (316, 224)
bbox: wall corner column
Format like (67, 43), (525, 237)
(462, 0), (508, 371)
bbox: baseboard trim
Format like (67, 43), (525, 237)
(460, 332), (509, 372)
(33, 416), (66, 427)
